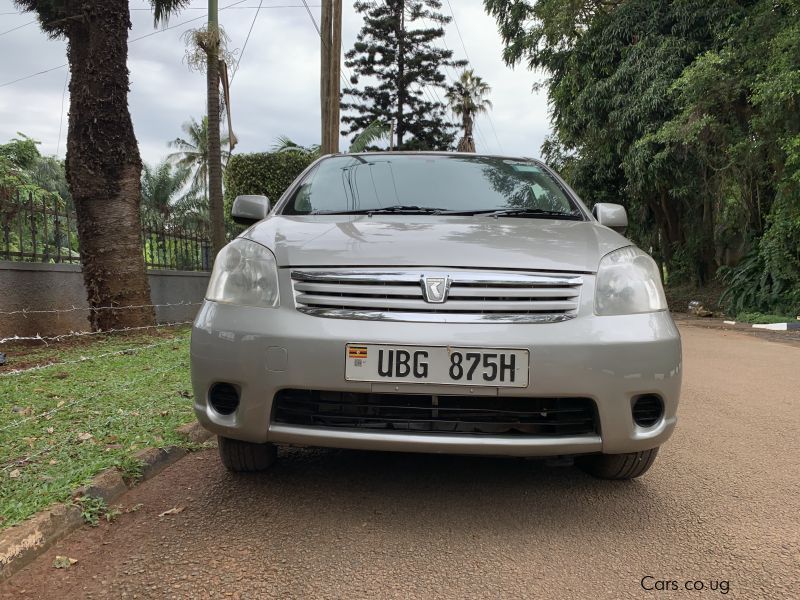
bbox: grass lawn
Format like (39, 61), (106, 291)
(0, 327), (194, 529)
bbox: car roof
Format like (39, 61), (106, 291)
(327, 151), (544, 164)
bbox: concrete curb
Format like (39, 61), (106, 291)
(0, 421), (212, 582)
(718, 320), (800, 331)
(675, 314), (800, 333)
(751, 322), (800, 331)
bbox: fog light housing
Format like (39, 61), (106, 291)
(209, 383), (240, 415)
(632, 395), (663, 428)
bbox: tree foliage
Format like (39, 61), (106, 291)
(0, 134), (71, 206)
(485, 0), (800, 314)
(342, 0), (466, 150)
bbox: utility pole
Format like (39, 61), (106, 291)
(207, 0), (226, 255)
(320, 0), (342, 155)
(330, 0), (342, 154)
(396, 0), (405, 148)
(320, 0), (332, 154)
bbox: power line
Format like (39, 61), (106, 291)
(0, 0), (265, 89)
(1, 3), (319, 12)
(129, 11), (207, 42)
(0, 19), (35, 37)
(299, 0), (354, 93)
(299, 0), (321, 35)
(418, 15), (491, 153)
(56, 70), (68, 155)
(0, 64), (67, 89)
(438, 5), (497, 153)
(444, 0), (469, 63)
(130, 4), (320, 9)
(231, 0), (264, 83)
(441, 0), (504, 154)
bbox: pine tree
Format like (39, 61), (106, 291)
(342, 0), (466, 150)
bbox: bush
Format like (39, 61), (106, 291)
(223, 151), (316, 232)
(718, 250), (800, 317)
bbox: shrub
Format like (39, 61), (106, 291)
(718, 250), (800, 317)
(223, 151), (315, 233)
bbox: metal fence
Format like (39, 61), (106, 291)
(0, 188), (79, 264)
(1, 188), (211, 271)
(141, 219), (212, 271)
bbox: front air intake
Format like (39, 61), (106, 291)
(632, 395), (663, 428)
(273, 390), (599, 436)
(209, 383), (240, 415)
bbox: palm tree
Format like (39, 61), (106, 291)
(140, 160), (191, 224)
(348, 119), (391, 153)
(167, 116), (230, 203)
(445, 70), (493, 153)
(13, 0), (191, 331)
(142, 160), (209, 230)
(269, 119), (390, 157)
(271, 135), (320, 156)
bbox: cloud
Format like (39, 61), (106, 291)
(0, 0), (551, 164)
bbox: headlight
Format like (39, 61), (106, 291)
(206, 239), (280, 308)
(595, 246), (667, 315)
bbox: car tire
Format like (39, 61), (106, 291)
(218, 436), (277, 472)
(577, 447), (659, 480)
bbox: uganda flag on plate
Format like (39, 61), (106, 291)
(348, 345), (368, 359)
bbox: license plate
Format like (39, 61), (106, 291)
(345, 344), (529, 388)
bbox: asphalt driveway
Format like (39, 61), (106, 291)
(2, 324), (798, 599)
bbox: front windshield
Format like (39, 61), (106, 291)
(281, 154), (584, 218)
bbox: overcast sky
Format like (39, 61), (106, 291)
(0, 0), (550, 165)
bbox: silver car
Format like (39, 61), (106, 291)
(191, 153), (681, 479)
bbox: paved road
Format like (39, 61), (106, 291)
(2, 325), (799, 599)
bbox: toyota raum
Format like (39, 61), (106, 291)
(191, 153), (681, 479)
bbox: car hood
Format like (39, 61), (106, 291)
(244, 215), (631, 273)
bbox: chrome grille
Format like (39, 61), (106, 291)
(290, 269), (583, 323)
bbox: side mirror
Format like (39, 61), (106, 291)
(231, 195), (270, 225)
(592, 203), (628, 234)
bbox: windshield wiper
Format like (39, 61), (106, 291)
(471, 208), (583, 220)
(311, 205), (446, 216)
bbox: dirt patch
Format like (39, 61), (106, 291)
(0, 328), (186, 372)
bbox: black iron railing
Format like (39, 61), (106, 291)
(0, 188), (79, 264)
(141, 219), (212, 272)
(1, 189), (211, 271)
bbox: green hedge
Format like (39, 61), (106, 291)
(224, 151), (316, 231)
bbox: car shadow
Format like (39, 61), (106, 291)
(209, 446), (674, 539)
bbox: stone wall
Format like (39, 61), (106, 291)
(0, 261), (209, 338)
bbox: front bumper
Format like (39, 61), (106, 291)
(190, 283), (682, 457)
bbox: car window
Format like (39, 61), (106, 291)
(281, 155), (582, 216)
